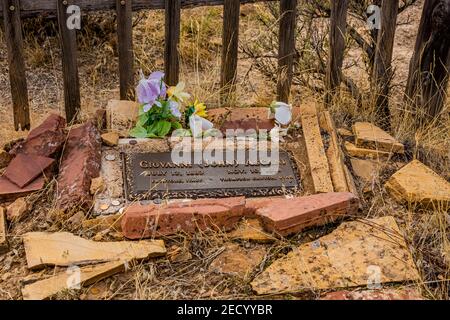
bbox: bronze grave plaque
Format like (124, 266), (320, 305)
(122, 151), (300, 200)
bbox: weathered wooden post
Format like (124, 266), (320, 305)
(372, 0), (399, 129)
(221, 0), (240, 103)
(57, 0), (81, 123)
(405, 0), (450, 122)
(2, 0), (30, 130)
(164, 0), (181, 86)
(117, 0), (134, 100)
(277, 0), (297, 103)
(325, 0), (349, 105)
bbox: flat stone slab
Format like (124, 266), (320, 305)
(3, 153), (54, 188)
(121, 197), (246, 239)
(251, 216), (420, 295)
(353, 122), (404, 153)
(345, 142), (391, 159)
(0, 176), (45, 202)
(385, 160), (450, 208)
(209, 244), (266, 280)
(255, 192), (359, 236)
(320, 288), (424, 300)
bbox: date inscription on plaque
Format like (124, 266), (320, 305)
(122, 151), (300, 200)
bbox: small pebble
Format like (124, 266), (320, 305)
(105, 154), (116, 161)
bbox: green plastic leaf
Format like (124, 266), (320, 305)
(137, 113), (149, 127)
(157, 120), (172, 137)
(171, 122), (182, 130)
(129, 125), (148, 138)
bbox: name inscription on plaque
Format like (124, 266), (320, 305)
(122, 151), (300, 200)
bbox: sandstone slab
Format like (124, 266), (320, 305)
(56, 121), (102, 211)
(220, 119), (275, 135)
(0, 176), (45, 202)
(23, 232), (166, 269)
(101, 132), (119, 147)
(345, 142), (391, 159)
(121, 197), (246, 239)
(3, 153), (54, 188)
(251, 216), (420, 295)
(209, 244), (266, 279)
(10, 114), (66, 158)
(106, 100), (139, 137)
(320, 288), (424, 300)
(353, 122), (404, 153)
(82, 213), (123, 233)
(256, 193), (359, 236)
(22, 261), (125, 300)
(207, 107), (301, 125)
(0, 207), (8, 254)
(385, 160), (450, 208)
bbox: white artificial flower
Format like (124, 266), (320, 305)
(269, 101), (292, 126)
(189, 115), (213, 138)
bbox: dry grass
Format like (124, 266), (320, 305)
(0, 1), (449, 300)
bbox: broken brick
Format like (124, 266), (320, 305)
(3, 154), (55, 188)
(56, 121), (102, 211)
(256, 192), (359, 236)
(121, 197), (246, 239)
(9, 114), (66, 158)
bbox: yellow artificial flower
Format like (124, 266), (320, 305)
(193, 100), (208, 118)
(167, 82), (190, 102)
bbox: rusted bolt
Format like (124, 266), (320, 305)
(63, 0), (68, 6)
(9, 5), (15, 11)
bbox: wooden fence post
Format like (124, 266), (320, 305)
(221, 0), (240, 103)
(325, 0), (348, 105)
(117, 0), (134, 100)
(277, 0), (297, 103)
(372, 0), (399, 129)
(56, 0), (81, 123)
(405, 0), (450, 122)
(164, 0), (181, 86)
(2, 0), (30, 131)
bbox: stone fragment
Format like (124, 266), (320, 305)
(300, 104), (333, 194)
(9, 114), (66, 158)
(56, 121), (102, 211)
(256, 193), (359, 236)
(350, 159), (381, 183)
(320, 288), (424, 300)
(6, 197), (29, 222)
(228, 218), (276, 243)
(0, 207), (8, 254)
(67, 211), (85, 229)
(82, 213), (123, 233)
(251, 216), (420, 295)
(23, 232), (166, 269)
(106, 100), (139, 137)
(337, 128), (353, 139)
(353, 122), (404, 153)
(22, 261), (125, 300)
(101, 132), (119, 147)
(220, 119), (275, 135)
(0, 149), (12, 169)
(3, 153), (55, 188)
(385, 160), (450, 208)
(90, 177), (105, 195)
(345, 142), (391, 159)
(209, 244), (266, 279)
(121, 197), (246, 239)
(0, 176), (45, 202)
(207, 107), (301, 125)
(168, 246), (193, 263)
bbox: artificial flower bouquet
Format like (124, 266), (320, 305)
(130, 70), (293, 139)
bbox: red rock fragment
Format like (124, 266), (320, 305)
(9, 114), (66, 158)
(4, 154), (55, 188)
(56, 121), (101, 211)
(255, 192), (359, 236)
(0, 176), (46, 202)
(122, 197), (246, 239)
(320, 288), (424, 300)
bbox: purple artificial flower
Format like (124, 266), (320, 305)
(169, 100), (181, 118)
(136, 71), (167, 106)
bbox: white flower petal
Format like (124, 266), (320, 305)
(200, 117), (214, 131)
(274, 105), (292, 125)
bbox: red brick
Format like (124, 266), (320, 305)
(10, 114), (66, 158)
(4, 154), (55, 188)
(122, 197), (246, 239)
(56, 121), (102, 211)
(256, 192), (359, 236)
(320, 288), (424, 300)
(0, 176), (45, 202)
